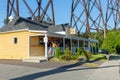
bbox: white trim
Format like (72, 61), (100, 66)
(30, 34), (46, 37)
(88, 40), (91, 51)
(45, 34), (48, 59)
(29, 34), (47, 59)
(0, 29), (28, 34)
(0, 29), (47, 34)
(88, 38), (99, 43)
(29, 30), (47, 33)
(55, 31), (66, 35)
(64, 35), (88, 41)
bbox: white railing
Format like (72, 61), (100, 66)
(47, 46), (90, 57)
(71, 47), (77, 54)
(47, 47), (54, 57)
(47, 47), (64, 57)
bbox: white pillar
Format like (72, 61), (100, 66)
(70, 38), (72, 52)
(63, 37), (65, 51)
(83, 40), (85, 50)
(88, 40), (91, 52)
(78, 39), (79, 48)
(44, 34), (48, 59)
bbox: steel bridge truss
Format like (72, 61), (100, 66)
(7, 0), (55, 25)
(70, 0), (120, 38)
(6, 0), (120, 38)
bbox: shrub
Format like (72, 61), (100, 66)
(64, 48), (71, 54)
(76, 48), (82, 55)
(60, 54), (72, 61)
(115, 45), (120, 54)
(54, 47), (61, 58)
(82, 50), (92, 61)
(60, 48), (81, 61)
(71, 54), (79, 60)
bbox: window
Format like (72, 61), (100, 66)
(39, 38), (44, 45)
(14, 37), (18, 44)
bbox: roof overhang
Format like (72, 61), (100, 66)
(54, 31), (66, 35)
(0, 29), (29, 34)
(29, 30), (47, 33)
(47, 32), (65, 38)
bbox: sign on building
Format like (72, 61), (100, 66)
(66, 27), (77, 35)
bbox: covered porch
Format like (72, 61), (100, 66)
(23, 33), (99, 63)
(47, 33), (99, 58)
(23, 34), (47, 63)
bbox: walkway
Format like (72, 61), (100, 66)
(0, 60), (98, 80)
(89, 54), (120, 80)
(0, 54), (120, 80)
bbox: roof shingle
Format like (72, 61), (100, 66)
(0, 17), (69, 33)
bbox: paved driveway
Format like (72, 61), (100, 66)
(0, 59), (100, 80)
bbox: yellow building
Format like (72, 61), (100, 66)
(0, 17), (99, 62)
(0, 17), (49, 61)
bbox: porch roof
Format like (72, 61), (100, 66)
(47, 32), (65, 38)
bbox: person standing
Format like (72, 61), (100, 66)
(52, 41), (57, 56)
(106, 50), (110, 61)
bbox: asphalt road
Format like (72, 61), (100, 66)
(0, 60), (100, 80)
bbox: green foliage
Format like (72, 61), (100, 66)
(60, 54), (72, 61)
(61, 48), (73, 61)
(90, 53), (106, 61)
(76, 48), (82, 55)
(92, 31), (104, 47)
(116, 45), (120, 54)
(60, 53), (81, 61)
(4, 19), (9, 24)
(60, 48), (81, 61)
(82, 50), (92, 61)
(53, 47), (106, 61)
(64, 48), (71, 54)
(102, 30), (120, 54)
(54, 47), (61, 58)
(71, 54), (80, 60)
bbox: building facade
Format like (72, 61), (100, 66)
(0, 17), (99, 61)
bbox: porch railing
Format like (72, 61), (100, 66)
(47, 47), (90, 57)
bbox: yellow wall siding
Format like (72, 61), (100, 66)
(0, 31), (29, 59)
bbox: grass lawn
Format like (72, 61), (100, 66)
(49, 53), (107, 63)
(90, 53), (107, 61)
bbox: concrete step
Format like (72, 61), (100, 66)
(22, 57), (47, 63)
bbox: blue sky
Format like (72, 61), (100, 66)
(0, 0), (118, 31)
(0, 0), (72, 28)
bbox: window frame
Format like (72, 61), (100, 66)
(13, 37), (18, 44)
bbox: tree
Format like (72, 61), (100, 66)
(102, 30), (120, 54)
(4, 19), (9, 24)
(92, 30), (104, 47)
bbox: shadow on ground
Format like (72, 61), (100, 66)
(10, 55), (120, 80)
(109, 54), (120, 60)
